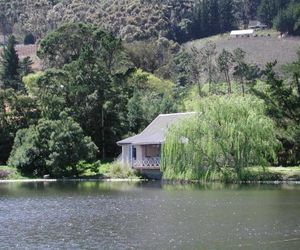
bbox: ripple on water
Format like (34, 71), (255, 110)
(0, 182), (300, 249)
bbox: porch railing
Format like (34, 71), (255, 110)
(133, 157), (160, 169)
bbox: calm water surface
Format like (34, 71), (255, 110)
(0, 181), (300, 249)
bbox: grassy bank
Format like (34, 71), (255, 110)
(200, 167), (300, 183)
(1, 165), (300, 182)
(242, 167), (300, 182)
(81, 162), (139, 180)
(0, 162), (140, 181)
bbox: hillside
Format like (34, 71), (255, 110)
(1, 0), (194, 42)
(0, 0), (270, 43)
(185, 32), (300, 71)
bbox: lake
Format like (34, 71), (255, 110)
(0, 181), (300, 249)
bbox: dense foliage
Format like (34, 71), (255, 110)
(0, 15), (299, 179)
(0, 35), (20, 89)
(8, 114), (98, 177)
(127, 69), (178, 133)
(1, 23), (179, 176)
(252, 55), (300, 165)
(0, 89), (38, 164)
(35, 23), (130, 158)
(273, 2), (300, 35)
(162, 96), (279, 180)
(4, 0), (300, 44)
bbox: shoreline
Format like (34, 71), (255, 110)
(1, 178), (300, 185)
(0, 178), (146, 184)
(161, 179), (300, 185)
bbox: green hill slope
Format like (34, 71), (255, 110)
(185, 32), (300, 71)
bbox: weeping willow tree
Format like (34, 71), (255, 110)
(161, 95), (279, 180)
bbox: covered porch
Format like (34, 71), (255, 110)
(121, 144), (161, 170)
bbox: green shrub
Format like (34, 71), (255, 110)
(76, 160), (101, 176)
(99, 163), (113, 175)
(219, 168), (238, 183)
(8, 113), (98, 178)
(162, 95), (280, 180)
(108, 162), (138, 179)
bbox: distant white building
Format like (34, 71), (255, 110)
(248, 20), (268, 30)
(230, 29), (255, 37)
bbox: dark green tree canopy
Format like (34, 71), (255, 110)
(274, 2), (300, 35)
(0, 88), (39, 164)
(252, 54), (300, 165)
(35, 23), (131, 159)
(8, 113), (98, 177)
(0, 35), (20, 89)
(37, 22), (124, 72)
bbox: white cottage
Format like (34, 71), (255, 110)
(117, 112), (195, 170)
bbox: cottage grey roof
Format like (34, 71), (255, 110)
(117, 112), (196, 146)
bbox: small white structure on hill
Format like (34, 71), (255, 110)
(230, 29), (255, 37)
(248, 20), (267, 30)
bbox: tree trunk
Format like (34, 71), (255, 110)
(226, 72), (232, 94)
(241, 79), (245, 97)
(197, 81), (202, 97)
(101, 107), (105, 159)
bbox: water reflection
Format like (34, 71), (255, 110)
(1, 180), (300, 197)
(0, 181), (299, 249)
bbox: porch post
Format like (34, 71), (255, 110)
(130, 145), (133, 168)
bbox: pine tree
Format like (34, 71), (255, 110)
(19, 56), (33, 77)
(191, 0), (203, 38)
(201, 0), (210, 37)
(252, 57), (300, 165)
(219, 0), (236, 33)
(0, 35), (20, 90)
(258, 0), (277, 27)
(208, 0), (220, 35)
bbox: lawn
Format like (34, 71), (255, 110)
(1, 164), (300, 182)
(257, 166), (300, 181)
(236, 166), (300, 182)
(185, 30), (300, 72)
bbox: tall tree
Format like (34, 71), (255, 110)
(37, 23), (130, 159)
(208, 0), (220, 35)
(191, 0), (203, 38)
(252, 57), (300, 165)
(0, 88), (39, 164)
(274, 2), (300, 35)
(257, 0), (281, 27)
(233, 48), (248, 96)
(217, 49), (233, 94)
(233, 48), (261, 96)
(199, 41), (218, 93)
(219, 0), (236, 32)
(0, 0), (15, 43)
(201, 0), (210, 37)
(0, 35), (20, 90)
